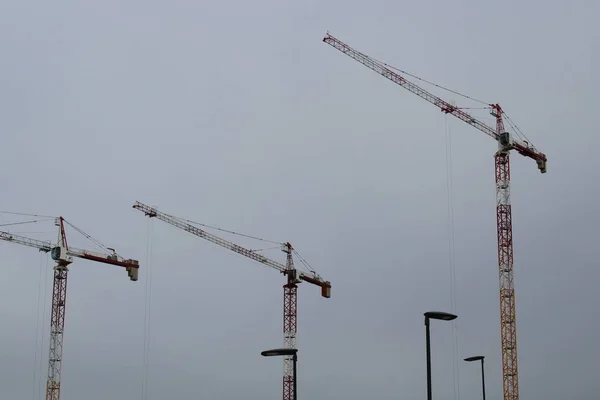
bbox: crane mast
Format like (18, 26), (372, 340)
(47, 217), (69, 400)
(133, 201), (330, 400)
(0, 217), (139, 400)
(282, 242), (297, 400)
(323, 33), (547, 400)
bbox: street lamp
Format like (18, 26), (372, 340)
(424, 311), (457, 400)
(261, 348), (298, 400)
(464, 355), (486, 400)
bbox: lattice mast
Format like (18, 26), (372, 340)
(132, 201), (331, 400)
(282, 242), (297, 400)
(322, 33), (547, 400)
(47, 217), (70, 400)
(0, 218), (139, 400)
(492, 105), (520, 398)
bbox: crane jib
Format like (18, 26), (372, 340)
(133, 201), (332, 298)
(323, 33), (547, 174)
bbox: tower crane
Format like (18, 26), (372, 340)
(322, 33), (547, 400)
(0, 217), (139, 400)
(132, 201), (331, 400)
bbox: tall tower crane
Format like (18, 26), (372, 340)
(322, 33), (547, 400)
(132, 201), (331, 400)
(0, 217), (139, 400)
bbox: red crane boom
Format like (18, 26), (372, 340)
(0, 217), (139, 400)
(323, 32), (547, 400)
(133, 201), (330, 400)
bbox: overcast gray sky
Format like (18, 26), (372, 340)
(1, 0), (598, 399)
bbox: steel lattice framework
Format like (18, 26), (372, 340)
(133, 201), (331, 400)
(0, 217), (139, 400)
(323, 33), (546, 400)
(495, 150), (519, 396)
(283, 246), (298, 400)
(46, 266), (67, 400)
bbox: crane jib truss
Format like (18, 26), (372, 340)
(321, 33), (547, 171)
(322, 33), (547, 400)
(132, 201), (331, 400)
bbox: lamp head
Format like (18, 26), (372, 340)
(261, 348), (298, 357)
(464, 356), (485, 362)
(424, 311), (457, 321)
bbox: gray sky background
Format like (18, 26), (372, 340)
(0, 0), (598, 399)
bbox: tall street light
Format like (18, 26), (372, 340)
(261, 348), (298, 400)
(424, 311), (457, 400)
(464, 355), (486, 400)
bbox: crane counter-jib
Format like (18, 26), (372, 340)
(300, 273), (331, 298)
(67, 249), (140, 281)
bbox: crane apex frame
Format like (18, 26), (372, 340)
(0, 216), (139, 400)
(132, 200), (331, 400)
(322, 32), (547, 400)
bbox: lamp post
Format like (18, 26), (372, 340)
(424, 311), (457, 400)
(261, 348), (298, 400)
(464, 355), (486, 400)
